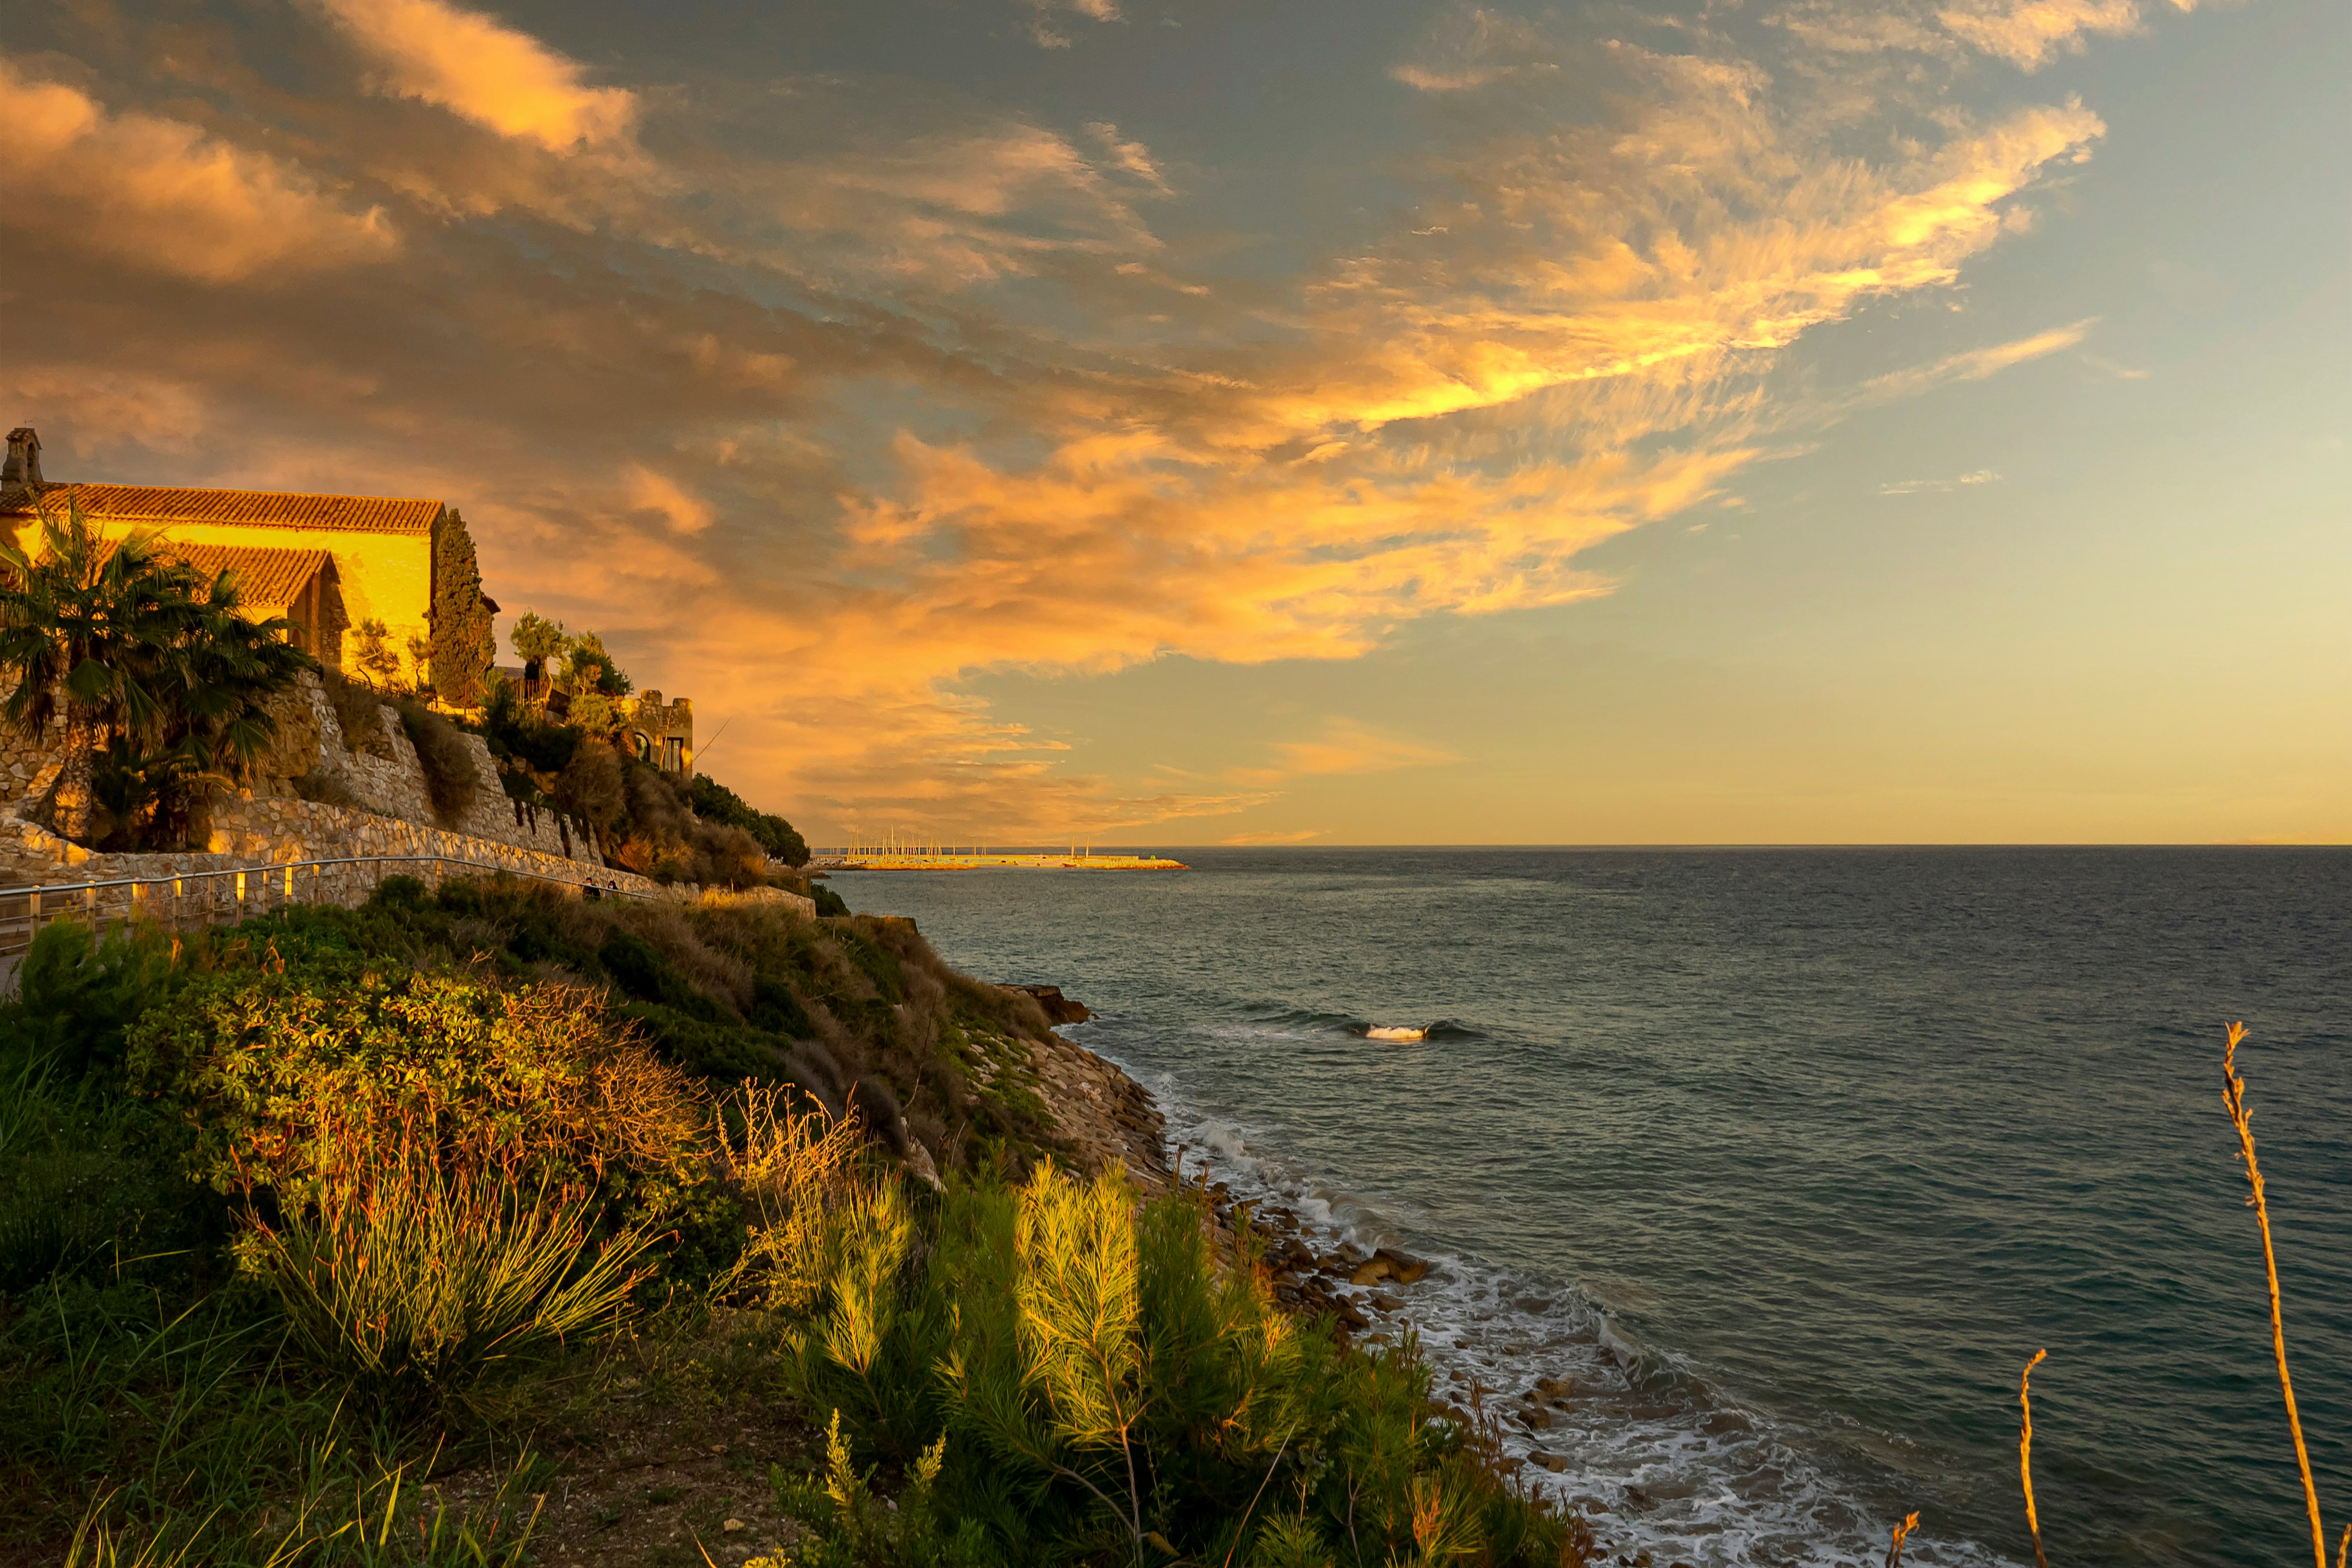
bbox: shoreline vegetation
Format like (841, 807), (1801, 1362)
(0, 880), (1581, 1568)
(1, 867), (2332, 1568)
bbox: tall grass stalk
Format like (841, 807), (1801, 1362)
(244, 1160), (659, 1388)
(2019, 1349), (2049, 1568)
(2223, 1020), (2329, 1568)
(1884, 1510), (1920, 1568)
(716, 1085), (865, 1313)
(61, 1446), (545, 1567)
(1013, 1156), (1150, 1551)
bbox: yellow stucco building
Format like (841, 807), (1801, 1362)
(0, 426), (495, 696)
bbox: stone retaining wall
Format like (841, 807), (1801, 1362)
(290, 675), (594, 862)
(0, 788), (813, 934)
(0, 673), (815, 938)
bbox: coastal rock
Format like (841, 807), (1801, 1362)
(1003, 983), (1093, 1023)
(1024, 1027), (1170, 1194)
(1350, 1249), (1428, 1287)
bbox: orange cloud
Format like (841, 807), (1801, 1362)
(1937, 0), (2143, 68)
(3, 367), (209, 455)
(1024, 0), (1122, 49)
(0, 62), (396, 284)
(623, 465), (716, 535)
(0, 0), (2139, 839)
(311, 0), (637, 151)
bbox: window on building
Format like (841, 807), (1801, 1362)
(664, 736), (683, 773)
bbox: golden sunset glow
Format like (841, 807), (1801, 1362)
(4, 0), (2341, 843)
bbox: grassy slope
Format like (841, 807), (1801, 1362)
(0, 880), (1574, 1568)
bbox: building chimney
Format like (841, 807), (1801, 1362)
(2, 428), (42, 487)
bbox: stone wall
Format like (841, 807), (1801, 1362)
(0, 708), (67, 806)
(0, 787), (813, 929)
(0, 671), (818, 931)
(289, 674), (594, 862)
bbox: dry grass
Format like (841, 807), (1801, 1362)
(714, 1085), (868, 1314)
(1884, 1510), (1919, 1568)
(2224, 1020), (2330, 1568)
(2019, 1348), (2049, 1568)
(242, 1156), (663, 1388)
(2014, 1023), (2343, 1567)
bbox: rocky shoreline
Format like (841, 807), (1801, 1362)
(1026, 1014), (1424, 1314)
(1029, 1015), (1438, 1323)
(1028, 1010), (1589, 1486)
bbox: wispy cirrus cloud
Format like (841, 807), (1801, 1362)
(1936, 0), (2145, 68)
(1227, 720), (1459, 788)
(1880, 469), (2002, 494)
(1853, 319), (2099, 405)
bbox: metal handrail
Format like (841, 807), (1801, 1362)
(0, 851), (652, 957)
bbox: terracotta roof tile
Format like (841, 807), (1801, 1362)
(155, 544), (332, 617)
(6, 481), (441, 534)
(86, 538), (330, 618)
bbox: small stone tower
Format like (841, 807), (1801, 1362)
(1, 427), (44, 487)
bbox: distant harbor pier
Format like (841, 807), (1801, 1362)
(813, 842), (1188, 872)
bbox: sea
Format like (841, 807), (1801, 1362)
(841, 847), (2352, 1568)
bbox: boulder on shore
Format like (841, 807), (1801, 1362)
(1005, 983), (1093, 1023)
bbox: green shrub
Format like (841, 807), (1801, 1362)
(688, 773), (810, 866)
(0, 920), (179, 1079)
(395, 698), (479, 826)
(319, 667), (390, 755)
(776, 1160), (1572, 1567)
(127, 880), (1061, 1189)
(124, 963), (708, 1226)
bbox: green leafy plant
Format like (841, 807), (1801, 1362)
(125, 965), (708, 1223)
(689, 774), (810, 867)
(0, 919), (178, 1079)
(759, 1410), (986, 1568)
(508, 611), (567, 691)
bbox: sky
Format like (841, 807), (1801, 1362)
(3, 0), (2344, 845)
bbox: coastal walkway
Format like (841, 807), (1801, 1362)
(0, 851), (662, 963)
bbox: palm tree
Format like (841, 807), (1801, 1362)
(134, 568), (314, 847)
(0, 500), (200, 843)
(0, 499), (314, 847)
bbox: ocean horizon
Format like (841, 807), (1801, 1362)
(847, 845), (2352, 1568)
